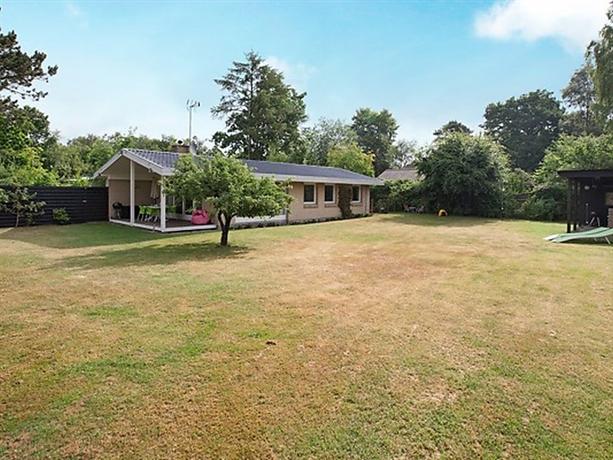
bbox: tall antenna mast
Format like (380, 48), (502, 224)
(186, 99), (201, 141)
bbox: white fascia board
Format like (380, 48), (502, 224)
(93, 150), (170, 177)
(93, 152), (122, 178)
(252, 172), (383, 186)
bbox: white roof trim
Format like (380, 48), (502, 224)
(94, 150), (172, 178)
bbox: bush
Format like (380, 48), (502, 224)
(0, 187), (46, 227)
(337, 185), (353, 218)
(417, 133), (508, 217)
(52, 207), (71, 225)
(373, 180), (422, 212)
(502, 168), (533, 218)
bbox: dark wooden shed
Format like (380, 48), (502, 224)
(558, 169), (613, 233)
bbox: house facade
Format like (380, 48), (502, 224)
(94, 148), (382, 233)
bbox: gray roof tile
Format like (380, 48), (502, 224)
(123, 149), (381, 184)
(377, 168), (420, 181)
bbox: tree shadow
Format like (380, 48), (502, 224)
(48, 241), (248, 271)
(377, 213), (498, 227)
(0, 222), (183, 249)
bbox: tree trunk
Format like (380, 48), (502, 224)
(218, 211), (231, 246)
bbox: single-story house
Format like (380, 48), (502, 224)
(94, 147), (383, 232)
(377, 167), (420, 181)
(558, 169), (613, 232)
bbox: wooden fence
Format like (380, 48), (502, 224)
(0, 186), (108, 227)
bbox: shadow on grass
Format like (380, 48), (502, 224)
(0, 222), (183, 249)
(49, 241), (248, 270)
(377, 213), (498, 227)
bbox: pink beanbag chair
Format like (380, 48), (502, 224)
(191, 209), (210, 225)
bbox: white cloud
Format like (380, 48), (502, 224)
(64, 1), (88, 29)
(265, 56), (316, 91)
(474, 0), (610, 52)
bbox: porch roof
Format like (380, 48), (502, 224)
(95, 149), (383, 185)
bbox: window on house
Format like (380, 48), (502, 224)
(324, 184), (335, 203)
(351, 185), (361, 202)
(303, 184), (316, 204)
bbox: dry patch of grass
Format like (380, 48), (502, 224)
(0, 215), (611, 458)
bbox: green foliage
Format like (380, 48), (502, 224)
(373, 180), (422, 212)
(326, 142), (374, 176)
(1, 187), (46, 226)
(433, 120), (472, 137)
(165, 154), (292, 246)
(337, 185), (353, 219)
(535, 134), (613, 185)
(0, 103), (59, 185)
(417, 133), (508, 217)
(483, 90), (564, 171)
(391, 139), (420, 168)
(212, 51), (307, 161)
(502, 168), (533, 218)
(561, 61), (602, 135)
(0, 27), (57, 103)
(52, 207), (70, 225)
(303, 118), (356, 166)
(351, 108), (398, 176)
(524, 134), (613, 221)
(589, 6), (613, 131)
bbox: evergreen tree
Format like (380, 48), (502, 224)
(212, 52), (307, 161)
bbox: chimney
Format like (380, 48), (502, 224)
(175, 140), (190, 154)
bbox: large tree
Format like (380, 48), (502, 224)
(590, 5), (613, 131)
(326, 142), (374, 176)
(0, 103), (57, 185)
(561, 61), (602, 135)
(351, 108), (398, 176)
(212, 52), (307, 161)
(0, 22), (58, 185)
(391, 139), (420, 168)
(165, 154), (291, 246)
(302, 118), (356, 166)
(0, 27), (57, 105)
(416, 132), (508, 217)
(433, 120), (472, 138)
(482, 90), (563, 171)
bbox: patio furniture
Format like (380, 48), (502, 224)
(137, 205), (148, 221)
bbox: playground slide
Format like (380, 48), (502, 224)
(545, 227), (613, 244)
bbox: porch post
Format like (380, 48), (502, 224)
(160, 183), (166, 232)
(566, 179), (572, 233)
(129, 159), (135, 224)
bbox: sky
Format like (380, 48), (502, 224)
(2, 0), (611, 145)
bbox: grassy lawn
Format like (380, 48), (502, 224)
(0, 214), (611, 458)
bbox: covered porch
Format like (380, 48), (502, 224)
(101, 153), (217, 233)
(559, 169), (613, 233)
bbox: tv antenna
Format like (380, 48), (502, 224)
(186, 99), (201, 142)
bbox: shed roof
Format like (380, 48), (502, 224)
(377, 167), (420, 181)
(558, 169), (613, 179)
(95, 149), (383, 185)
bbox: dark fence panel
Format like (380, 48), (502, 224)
(0, 186), (108, 227)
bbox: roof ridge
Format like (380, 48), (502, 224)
(123, 147), (179, 155)
(245, 159), (373, 178)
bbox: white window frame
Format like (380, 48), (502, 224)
(351, 185), (361, 203)
(303, 183), (317, 204)
(324, 184), (335, 203)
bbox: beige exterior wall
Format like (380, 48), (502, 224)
(107, 179), (157, 218)
(105, 172), (372, 224)
(287, 182), (370, 223)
